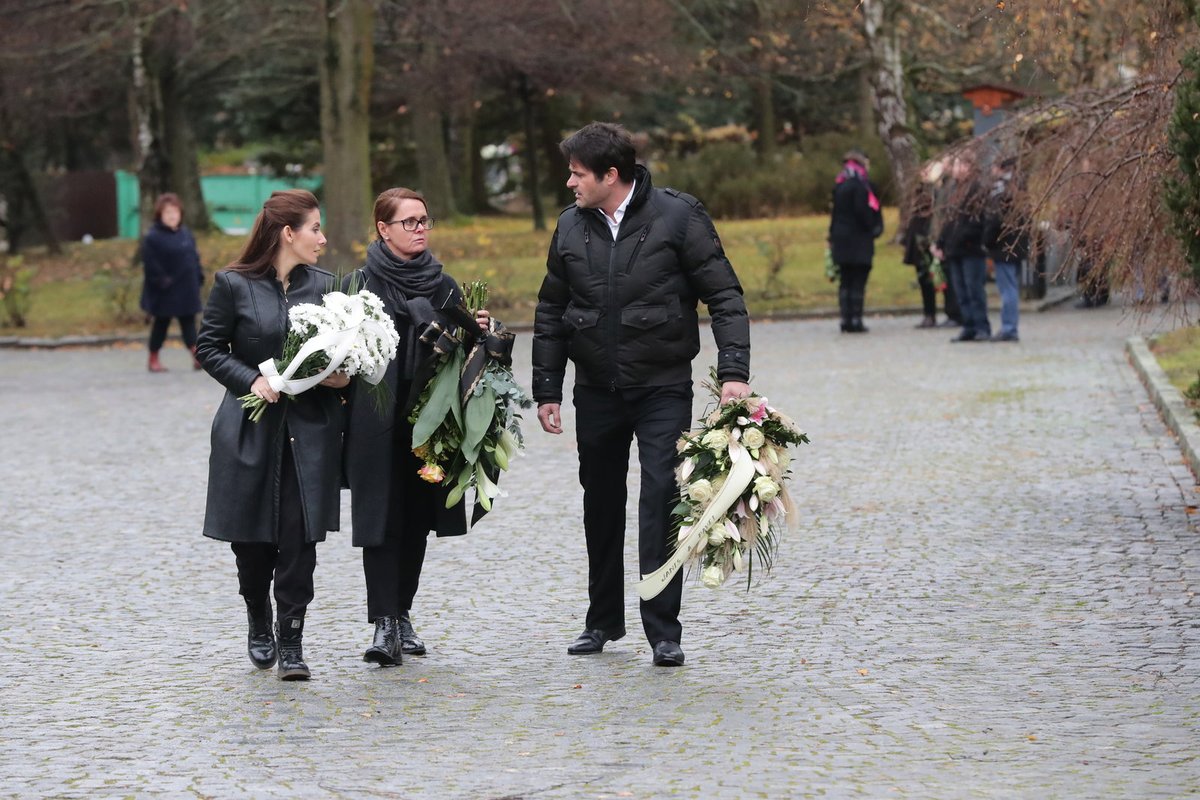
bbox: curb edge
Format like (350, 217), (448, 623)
(1126, 335), (1200, 484)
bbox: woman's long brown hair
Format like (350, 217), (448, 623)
(226, 189), (320, 278)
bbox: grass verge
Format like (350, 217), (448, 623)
(1150, 326), (1200, 397)
(2, 209), (921, 339)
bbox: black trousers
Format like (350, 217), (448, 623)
(915, 264), (937, 317)
(574, 382), (692, 646)
(148, 314), (197, 352)
(230, 442), (315, 622)
(837, 262), (871, 324)
(362, 419), (435, 622)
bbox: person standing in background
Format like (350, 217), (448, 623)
(828, 149), (883, 334)
(141, 193), (204, 372)
(902, 177), (938, 329)
(983, 157), (1028, 342)
(934, 156), (991, 343)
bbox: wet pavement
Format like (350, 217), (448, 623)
(0, 303), (1197, 798)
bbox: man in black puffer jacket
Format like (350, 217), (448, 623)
(533, 122), (751, 667)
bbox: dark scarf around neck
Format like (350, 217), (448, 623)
(363, 239), (447, 328)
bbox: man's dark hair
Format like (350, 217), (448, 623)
(560, 122), (637, 183)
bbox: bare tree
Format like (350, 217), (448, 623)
(930, 2), (1199, 307)
(859, 0), (921, 224)
(318, 0), (375, 263)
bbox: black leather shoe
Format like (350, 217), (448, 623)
(950, 332), (977, 343)
(567, 627), (626, 655)
(363, 616), (401, 667)
(277, 617), (310, 681)
(398, 612), (426, 656)
(246, 598), (276, 670)
(652, 641), (685, 667)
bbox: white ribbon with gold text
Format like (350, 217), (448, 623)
(636, 448), (758, 601)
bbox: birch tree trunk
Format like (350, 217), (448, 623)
(318, 0), (375, 263)
(860, 0), (921, 228)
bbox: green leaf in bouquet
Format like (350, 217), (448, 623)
(412, 348), (465, 448)
(461, 386), (497, 464)
(491, 437), (509, 470)
(443, 462), (475, 509)
(445, 477), (468, 509)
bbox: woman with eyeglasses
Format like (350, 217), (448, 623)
(342, 187), (490, 667)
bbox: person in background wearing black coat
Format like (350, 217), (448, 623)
(342, 188), (490, 668)
(828, 149), (884, 333)
(902, 178), (939, 328)
(195, 189), (349, 681)
(140, 193), (204, 372)
(532, 122), (751, 667)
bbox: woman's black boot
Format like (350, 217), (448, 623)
(837, 283), (852, 332)
(246, 597), (276, 670)
(363, 616), (402, 666)
(277, 617), (310, 681)
(398, 611), (426, 656)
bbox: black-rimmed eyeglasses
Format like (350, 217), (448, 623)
(385, 217), (435, 232)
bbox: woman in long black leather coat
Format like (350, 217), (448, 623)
(195, 189), (348, 681)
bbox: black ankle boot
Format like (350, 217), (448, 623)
(277, 617), (310, 681)
(246, 597), (276, 670)
(363, 616), (401, 666)
(398, 611), (426, 656)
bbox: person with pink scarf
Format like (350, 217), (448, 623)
(828, 149), (883, 333)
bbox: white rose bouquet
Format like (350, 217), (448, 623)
(636, 371), (809, 600)
(239, 288), (399, 422)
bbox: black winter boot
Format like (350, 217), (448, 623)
(837, 283), (852, 332)
(398, 611), (426, 656)
(277, 616), (310, 681)
(246, 597), (276, 670)
(363, 616), (402, 666)
(848, 288), (869, 333)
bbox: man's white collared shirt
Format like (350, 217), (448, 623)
(599, 180), (635, 239)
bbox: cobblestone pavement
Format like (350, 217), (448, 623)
(1, 304), (1198, 799)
